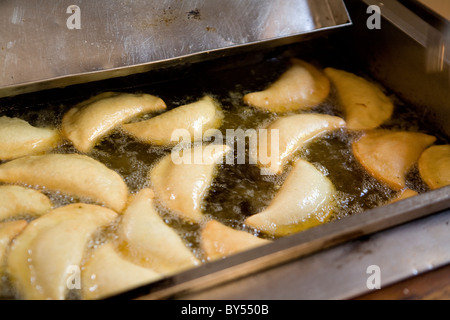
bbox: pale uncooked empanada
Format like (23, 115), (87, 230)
(418, 145), (450, 190)
(0, 220), (27, 275)
(7, 203), (118, 300)
(352, 130), (436, 190)
(0, 154), (128, 212)
(201, 220), (271, 261)
(252, 113), (346, 174)
(243, 59), (330, 113)
(245, 159), (336, 237)
(324, 68), (394, 131)
(81, 242), (162, 300)
(150, 144), (230, 222)
(122, 96), (224, 146)
(117, 188), (200, 274)
(0, 116), (60, 160)
(0, 185), (52, 221)
(62, 92), (166, 152)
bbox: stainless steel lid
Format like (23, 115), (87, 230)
(0, 0), (351, 97)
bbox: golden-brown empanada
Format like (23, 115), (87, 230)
(389, 189), (419, 204)
(352, 130), (436, 190)
(245, 159), (337, 237)
(243, 59), (330, 113)
(62, 92), (166, 152)
(0, 154), (128, 212)
(81, 242), (162, 300)
(7, 203), (117, 300)
(0, 116), (60, 160)
(200, 220), (271, 261)
(324, 68), (394, 131)
(122, 96), (224, 146)
(150, 144), (230, 223)
(0, 220), (27, 275)
(252, 113), (346, 174)
(418, 145), (450, 190)
(117, 188), (200, 274)
(0, 185), (52, 221)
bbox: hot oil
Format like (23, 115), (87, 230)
(0, 51), (449, 299)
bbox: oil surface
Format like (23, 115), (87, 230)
(0, 47), (448, 300)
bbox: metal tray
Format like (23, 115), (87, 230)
(0, 0), (449, 300)
(114, 0), (449, 300)
(127, 0), (450, 300)
(0, 0), (351, 98)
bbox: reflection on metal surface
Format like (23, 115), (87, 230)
(426, 25), (449, 73)
(416, 0), (450, 21)
(0, 0), (350, 97)
(364, 0), (450, 71)
(360, 0), (450, 139)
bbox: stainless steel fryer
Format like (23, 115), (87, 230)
(0, 0), (449, 300)
(120, 0), (450, 300)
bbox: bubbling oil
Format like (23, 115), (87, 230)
(0, 53), (448, 300)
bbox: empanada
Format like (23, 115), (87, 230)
(418, 145), (450, 190)
(7, 203), (117, 300)
(252, 113), (346, 174)
(0, 154), (128, 212)
(62, 92), (166, 152)
(117, 188), (200, 274)
(243, 59), (330, 113)
(389, 189), (419, 204)
(352, 130), (436, 190)
(122, 96), (224, 146)
(245, 159), (337, 237)
(81, 242), (162, 300)
(324, 68), (394, 130)
(0, 116), (60, 160)
(201, 220), (271, 261)
(0, 185), (52, 221)
(0, 220), (27, 275)
(150, 144), (230, 223)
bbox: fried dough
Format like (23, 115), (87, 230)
(252, 113), (346, 174)
(7, 203), (117, 300)
(117, 188), (200, 274)
(62, 92), (166, 152)
(122, 96), (224, 146)
(389, 189), (419, 204)
(81, 242), (162, 300)
(0, 220), (27, 276)
(0, 154), (128, 212)
(245, 159), (337, 237)
(418, 145), (450, 190)
(0, 185), (52, 221)
(0, 116), (60, 160)
(150, 144), (230, 223)
(243, 59), (330, 113)
(201, 220), (271, 261)
(325, 68), (394, 130)
(352, 130), (436, 190)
